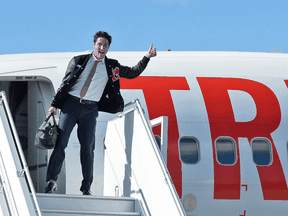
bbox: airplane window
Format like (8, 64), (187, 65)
(179, 137), (200, 164)
(251, 138), (272, 166)
(216, 137), (237, 165)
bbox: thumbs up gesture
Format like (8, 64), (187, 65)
(145, 43), (157, 58)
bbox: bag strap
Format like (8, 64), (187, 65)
(44, 113), (57, 125)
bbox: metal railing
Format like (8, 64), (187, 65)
(0, 91), (42, 216)
(105, 99), (186, 216)
(129, 99), (185, 215)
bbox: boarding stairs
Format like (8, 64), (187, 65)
(36, 193), (140, 216)
(0, 90), (186, 216)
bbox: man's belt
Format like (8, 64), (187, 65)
(69, 95), (98, 105)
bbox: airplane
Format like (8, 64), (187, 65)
(0, 50), (288, 216)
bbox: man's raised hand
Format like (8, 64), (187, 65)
(145, 43), (157, 58)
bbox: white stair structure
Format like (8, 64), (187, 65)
(0, 90), (185, 216)
(0, 91), (40, 216)
(36, 193), (140, 216)
(103, 99), (186, 216)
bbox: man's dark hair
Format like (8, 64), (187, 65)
(93, 31), (112, 45)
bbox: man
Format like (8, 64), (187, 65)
(44, 31), (156, 195)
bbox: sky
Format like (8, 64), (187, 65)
(1, 0), (287, 54)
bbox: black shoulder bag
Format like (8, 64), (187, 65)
(35, 113), (58, 149)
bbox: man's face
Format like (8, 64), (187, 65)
(93, 37), (110, 60)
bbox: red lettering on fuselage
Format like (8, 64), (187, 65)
(197, 77), (288, 200)
(120, 76), (190, 198)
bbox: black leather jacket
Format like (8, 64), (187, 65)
(51, 53), (150, 113)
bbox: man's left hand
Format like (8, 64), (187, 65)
(145, 43), (157, 58)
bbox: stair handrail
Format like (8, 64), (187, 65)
(0, 150), (18, 215)
(119, 99), (186, 216)
(0, 91), (42, 216)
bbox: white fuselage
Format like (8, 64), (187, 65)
(1, 51), (288, 216)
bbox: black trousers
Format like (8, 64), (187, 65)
(46, 96), (99, 191)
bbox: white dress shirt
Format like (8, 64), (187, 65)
(69, 55), (108, 102)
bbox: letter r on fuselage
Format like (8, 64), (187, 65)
(197, 77), (288, 200)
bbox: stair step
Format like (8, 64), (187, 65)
(40, 209), (141, 216)
(36, 193), (136, 213)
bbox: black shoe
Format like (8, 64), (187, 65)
(44, 181), (57, 193)
(82, 190), (92, 195)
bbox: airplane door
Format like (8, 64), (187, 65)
(27, 80), (66, 194)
